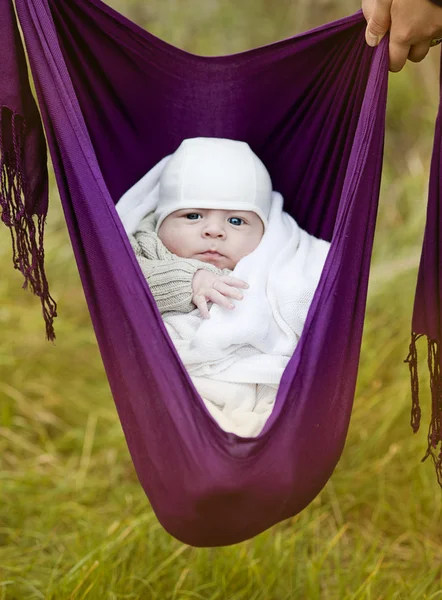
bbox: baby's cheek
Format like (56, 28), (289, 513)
(159, 238), (177, 256)
(159, 230), (183, 256)
(158, 232), (170, 250)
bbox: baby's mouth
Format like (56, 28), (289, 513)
(201, 251), (224, 257)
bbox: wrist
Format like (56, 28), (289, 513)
(192, 268), (209, 291)
(192, 268), (203, 285)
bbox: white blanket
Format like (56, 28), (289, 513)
(116, 161), (330, 438)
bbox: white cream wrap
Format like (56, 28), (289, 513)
(116, 159), (330, 438)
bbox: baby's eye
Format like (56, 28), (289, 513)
(185, 213), (201, 220)
(228, 217), (244, 226)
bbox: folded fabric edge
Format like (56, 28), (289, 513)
(0, 106), (57, 341)
(405, 331), (442, 486)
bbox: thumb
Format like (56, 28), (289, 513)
(365, 0), (392, 47)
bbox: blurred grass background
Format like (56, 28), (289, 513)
(1, 1), (442, 598)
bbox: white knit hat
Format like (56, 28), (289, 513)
(154, 138), (273, 233)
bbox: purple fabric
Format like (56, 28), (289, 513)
(407, 58), (442, 479)
(0, 0), (46, 215)
(0, 0), (55, 339)
(8, 0), (392, 546)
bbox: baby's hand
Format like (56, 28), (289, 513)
(192, 270), (249, 319)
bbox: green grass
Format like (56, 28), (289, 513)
(2, 2), (442, 598)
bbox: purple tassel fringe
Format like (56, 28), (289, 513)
(405, 332), (442, 486)
(0, 107), (56, 340)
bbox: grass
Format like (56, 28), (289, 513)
(2, 1), (442, 598)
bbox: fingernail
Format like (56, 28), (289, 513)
(367, 32), (379, 47)
(229, 304), (234, 309)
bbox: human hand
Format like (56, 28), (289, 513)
(362, 0), (442, 72)
(191, 270), (249, 319)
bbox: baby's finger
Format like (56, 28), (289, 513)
(206, 289), (236, 310)
(194, 294), (211, 319)
(214, 280), (244, 300)
(220, 276), (250, 289)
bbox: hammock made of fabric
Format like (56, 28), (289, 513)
(2, 0), (438, 547)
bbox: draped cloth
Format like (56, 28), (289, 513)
(0, 0), (55, 339)
(3, 0), (437, 547)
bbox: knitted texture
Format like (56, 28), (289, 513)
(130, 211), (233, 314)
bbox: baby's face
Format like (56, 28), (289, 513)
(158, 208), (264, 270)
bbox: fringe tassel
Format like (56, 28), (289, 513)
(405, 332), (442, 486)
(0, 108), (57, 340)
(424, 338), (442, 483)
(404, 331), (424, 433)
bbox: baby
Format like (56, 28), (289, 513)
(129, 137), (273, 320)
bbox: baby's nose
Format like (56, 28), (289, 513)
(203, 225), (226, 237)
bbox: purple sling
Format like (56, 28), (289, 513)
(2, 0), (437, 546)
